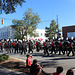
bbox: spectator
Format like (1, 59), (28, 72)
(53, 66), (63, 75)
(66, 69), (74, 75)
(30, 59), (42, 75)
(26, 55), (33, 68)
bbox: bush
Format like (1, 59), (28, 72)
(0, 54), (9, 62)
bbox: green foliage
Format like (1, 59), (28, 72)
(0, 54), (9, 62)
(45, 20), (61, 39)
(11, 8), (40, 40)
(0, 0), (26, 14)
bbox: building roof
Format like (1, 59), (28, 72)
(62, 25), (75, 28)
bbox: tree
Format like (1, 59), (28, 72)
(0, 0), (26, 14)
(45, 20), (61, 39)
(11, 8), (40, 40)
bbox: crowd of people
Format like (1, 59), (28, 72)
(0, 38), (75, 56)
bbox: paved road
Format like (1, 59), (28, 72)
(0, 50), (75, 75)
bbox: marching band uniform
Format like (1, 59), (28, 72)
(44, 40), (49, 56)
(0, 42), (3, 52)
(20, 41), (27, 55)
(8, 41), (12, 53)
(50, 41), (56, 54)
(36, 41), (40, 52)
(4, 41), (9, 53)
(28, 40), (33, 53)
(14, 41), (19, 53)
(58, 41), (62, 55)
(63, 41), (68, 55)
(67, 41), (74, 56)
(11, 42), (14, 52)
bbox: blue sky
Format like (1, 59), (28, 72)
(0, 0), (75, 30)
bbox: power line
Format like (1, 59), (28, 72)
(0, 17), (15, 20)
(0, 17), (52, 23)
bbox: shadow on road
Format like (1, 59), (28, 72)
(39, 60), (58, 68)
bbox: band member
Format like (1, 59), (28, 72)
(36, 41), (40, 52)
(63, 40), (69, 55)
(4, 41), (9, 53)
(50, 41), (56, 54)
(13, 41), (16, 53)
(58, 41), (62, 55)
(11, 42), (14, 52)
(14, 41), (19, 53)
(44, 40), (49, 56)
(28, 40), (33, 53)
(8, 41), (12, 53)
(55, 40), (59, 52)
(67, 41), (74, 56)
(20, 41), (27, 55)
(0, 41), (3, 52)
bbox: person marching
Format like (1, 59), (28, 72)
(43, 40), (49, 56)
(27, 40), (33, 53)
(72, 39), (75, 52)
(55, 40), (59, 54)
(58, 40), (63, 55)
(63, 40), (69, 55)
(14, 41), (19, 54)
(22, 41), (27, 54)
(20, 41), (24, 55)
(4, 41), (9, 53)
(21, 41), (27, 55)
(67, 40), (74, 56)
(8, 41), (12, 53)
(50, 41), (56, 54)
(11, 41), (14, 53)
(13, 41), (16, 53)
(0, 41), (3, 52)
(36, 41), (39, 52)
(25, 41), (27, 52)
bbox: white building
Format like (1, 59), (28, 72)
(0, 26), (16, 40)
(0, 26), (47, 41)
(33, 29), (48, 41)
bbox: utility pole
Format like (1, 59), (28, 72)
(57, 15), (59, 39)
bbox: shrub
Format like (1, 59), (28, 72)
(0, 54), (9, 62)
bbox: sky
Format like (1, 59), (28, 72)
(0, 0), (75, 30)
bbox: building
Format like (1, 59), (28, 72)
(0, 26), (47, 41)
(0, 26), (16, 40)
(62, 25), (75, 39)
(31, 29), (47, 41)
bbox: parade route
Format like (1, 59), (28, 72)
(0, 50), (75, 75)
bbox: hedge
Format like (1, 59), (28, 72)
(0, 54), (9, 62)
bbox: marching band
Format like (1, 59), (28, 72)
(0, 38), (75, 56)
